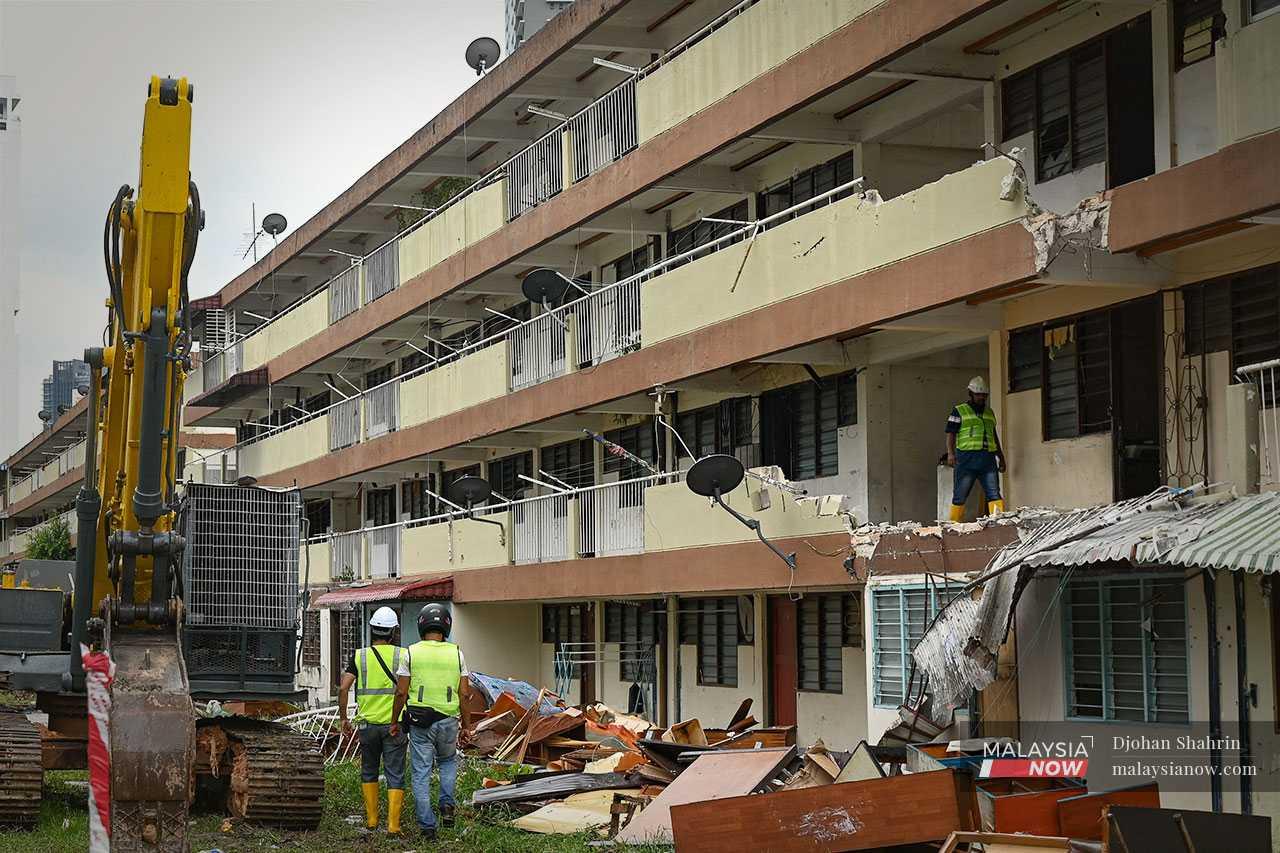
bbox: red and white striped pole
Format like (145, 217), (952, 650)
(81, 644), (114, 852)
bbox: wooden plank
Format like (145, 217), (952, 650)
(1055, 782), (1159, 840)
(670, 769), (969, 852)
(1104, 805), (1272, 853)
(941, 832), (1070, 852)
(976, 779), (1086, 836)
(469, 771), (636, 808)
(615, 747), (796, 845)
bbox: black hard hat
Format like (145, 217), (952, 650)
(417, 602), (452, 639)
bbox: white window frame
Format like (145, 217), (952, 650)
(871, 583), (960, 708)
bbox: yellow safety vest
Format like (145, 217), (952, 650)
(355, 644), (402, 725)
(955, 402), (998, 452)
(406, 640), (462, 717)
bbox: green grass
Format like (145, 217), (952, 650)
(2, 759), (670, 853)
(0, 688), (36, 709)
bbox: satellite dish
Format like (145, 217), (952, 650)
(521, 268), (570, 308)
(465, 37), (502, 76)
(262, 213), (288, 237)
(236, 475), (259, 487)
(38, 410), (52, 422)
(448, 475), (492, 509)
(686, 454), (746, 498)
(76, 384), (90, 397)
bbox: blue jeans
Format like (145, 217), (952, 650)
(408, 716), (459, 830)
(952, 450), (1001, 504)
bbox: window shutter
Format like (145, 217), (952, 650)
(1036, 56), (1072, 180)
(1174, 0), (1223, 68)
(1045, 325), (1080, 440)
(837, 372), (857, 427)
(1077, 312), (1112, 435)
(818, 380), (840, 478)
(872, 589), (905, 706)
(605, 603), (622, 643)
(792, 383), (819, 480)
(1070, 41), (1108, 172)
(1182, 280), (1231, 356)
(1002, 72), (1036, 140)
(1230, 266), (1280, 369)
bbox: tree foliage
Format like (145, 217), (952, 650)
(27, 516), (73, 561)
(392, 176), (476, 231)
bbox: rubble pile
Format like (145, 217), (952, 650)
(459, 675), (1271, 850)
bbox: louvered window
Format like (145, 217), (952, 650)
(761, 374), (856, 480)
(1001, 40), (1109, 181)
(603, 421), (658, 481)
(798, 593), (861, 693)
(678, 598), (739, 687)
(365, 487), (395, 526)
(302, 610), (322, 668)
(606, 241), (657, 283)
(364, 363), (394, 389)
(542, 603), (587, 677)
(756, 151), (858, 230)
(1181, 265), (1280, 370)
(667, 199), (750, 269)
(1043, 313), (1112, 440)
(872, 585), (959, 707)
(1065, 575), (1188, 723)
(542, 438), (594, 489)
(605, 601), (662, 681)
(489, 451), (533, 500)
(304, 499), (331, 536)
(1174, 1), (1223, 68)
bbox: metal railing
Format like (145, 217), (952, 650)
(508, 312), (567, 390)
(1237, 359), (1280, 488)
(329, 265), (362, 324)
(363, 382), (399, 440)
(367, 525), (401, 579)
(568, 77), (637, 182)
(575, 278), (641, 367)
(512, 493), (571, 564)
(331, 530), (363, 581)
(363, 240), (400, 306)
(578, 478), (649, 558)
(328, 397), (361, 451)
(507, 129), (564, 220)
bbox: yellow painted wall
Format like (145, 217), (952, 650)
(453, 602), (542, 684)
(401, 514), (512, 574)
(238, 415), (329, 479)
(642, 158), (1027, 345)
(305, 539), (331, 585)
(240, 290), (329, 373)
(636, 0), (883, 142)
(400, 345), (509, 428)
(398, 180), (507, 284)
(1004, 389), (1112, 509)
(643, 480), (847, 552)
(1217, 12), (1280, 146)
(795, 647), (868, 750)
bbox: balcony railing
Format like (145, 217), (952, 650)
(1237, 359), (1280, 488)
(329, 265), (362, 324)
(329, 397), (361, 451)
(568, 77), (637, 181)
(363, 382), (399, 440)
(509, 312), (567, 390)
(363, 240), (400, 306)
(331, 530), (363, 581)
(7, 437), (89, 506)
(513, 493), (570, 564)
(367, 525), (401, 579)
(578, 478), (647, 558)
(576, 278), (641, 367)
(507, 129), (564, 220)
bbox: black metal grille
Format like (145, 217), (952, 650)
(185, 626), (296, 688)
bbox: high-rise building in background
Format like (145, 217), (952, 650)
(505, 0), (573, 55)
(39, 360), (89, 428)
(0, 77), (21, 448)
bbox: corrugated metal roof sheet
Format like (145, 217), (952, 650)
(1025, 491), (1280, 574)
(310, 574), (453, 608)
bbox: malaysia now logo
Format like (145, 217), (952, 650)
(977, 737), (1092, 779)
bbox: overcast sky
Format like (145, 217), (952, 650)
(0, 0), (502, 449)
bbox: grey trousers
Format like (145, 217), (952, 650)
(359, 722), (407, 789)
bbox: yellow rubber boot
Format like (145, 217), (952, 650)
(361, 782), (380, 830)
(387, 788), (404, 835)
(948, 503), (965, 522)
(987, 499), (1005, 516)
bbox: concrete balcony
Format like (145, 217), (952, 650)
(1217, 12), (1280, 148)
(7, 439), (86, 508)
(635, 0), (882, 144)
(398, 179), (507, 283)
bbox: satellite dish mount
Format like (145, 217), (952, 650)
(522, 268), (586, 331)
(446, 475), (506, 543)
(686, 454), (796, 571)
(466, 37), (502, 76)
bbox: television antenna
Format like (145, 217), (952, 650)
(239, 206), (289, 261)
(465, 37), (502, 76)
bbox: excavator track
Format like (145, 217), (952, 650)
(0, 712), (43, 828)
(201, 718), (324, 829)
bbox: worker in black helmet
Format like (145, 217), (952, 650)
(391, 602), (471, 840)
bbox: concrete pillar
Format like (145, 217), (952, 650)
(982, 82), (998, 158)
(862, 365), (893, 522)
(855, 142), (881, 194)
(988, 331), (1009, 508)
(665, 594), (679, 727)
(1225, 382), (1261, 493)
(1152, 1), (1175, 171)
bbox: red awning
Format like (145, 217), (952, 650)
(187, 367), (270, 409)
(310, 574), (453, 608)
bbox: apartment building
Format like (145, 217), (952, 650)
(176, 0), (1280, 827)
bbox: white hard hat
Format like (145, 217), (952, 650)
(369, 606), (399, 630)
(967, 376), (989, 395)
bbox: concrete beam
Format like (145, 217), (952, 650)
(654, 165), (755, 194)
(844, 78), (984, 143)
(578, 207), (667, 235)
(572, 26), (668, 53)
(847, 328), (990, 365)
(876, 301), (1003, 332)
(752, 340), (850, 365)
(753, 112), (858, 145)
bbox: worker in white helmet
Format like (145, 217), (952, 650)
(944, 376), (1006, 521)
(338, 605), (409, 835)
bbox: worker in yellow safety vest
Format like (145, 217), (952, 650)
(944, 376), (1006, 521)
(338, 606), (409, 834)
(392, 602), (472, 841)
